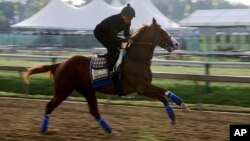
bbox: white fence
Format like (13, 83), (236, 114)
(1, 54), (250, 68)
(0, 53), (249, 95)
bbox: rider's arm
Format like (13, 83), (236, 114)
(110, 29), (127, 43)
(123, 24), (131, 38)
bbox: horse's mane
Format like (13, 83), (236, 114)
(130, 24), (149, 41)
(130, 22), (164, 41)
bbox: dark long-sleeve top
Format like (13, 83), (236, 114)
(95, 14), (131, 43)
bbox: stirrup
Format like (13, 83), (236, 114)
(112, 66), (120, 73)
(108, 70), (114, 77)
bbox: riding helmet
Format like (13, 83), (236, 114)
(121, 3), (136, 18)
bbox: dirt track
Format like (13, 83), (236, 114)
(0, 97), (249, 141)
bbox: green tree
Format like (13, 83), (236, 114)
(0, 2), (15, 32)
(21, 0), (49, 20)
(0, 11), (8, 31)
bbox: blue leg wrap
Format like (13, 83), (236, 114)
(97, 116), (112, 133)
(40, 115), (49, 133)
(164, 103), (175, 121)
(166, 91), (183, 106)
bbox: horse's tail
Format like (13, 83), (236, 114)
(24, 63), (61, 84)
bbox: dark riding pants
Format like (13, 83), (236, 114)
(94, 29), (120, 72)
(94, 29), (123, 96)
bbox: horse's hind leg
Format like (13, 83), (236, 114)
(75, 86), (113, 134)
(40, 84), (74, 133)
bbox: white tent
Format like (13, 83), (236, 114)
(11, 0), (79, 30)
(76, 0), (120, 30)
(75, 0), (179, 30)
(179, 9), (250, 27)
(12, 0), (179, 30)
(110, 0), (123, 8)
(12, 0), (121, 30)
(128, 0), (179, 29)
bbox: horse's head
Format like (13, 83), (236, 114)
(130, 18), (179, 53)
(148, 18), (179, 52)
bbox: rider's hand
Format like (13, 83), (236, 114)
(121, 42), (128, 49)
(128, 39), (134, 44)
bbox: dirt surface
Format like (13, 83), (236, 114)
(0, 97), (249, 141)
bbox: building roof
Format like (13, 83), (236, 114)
(179, 9), (250, 27)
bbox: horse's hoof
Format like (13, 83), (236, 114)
(170, 120), (176, 128)
(44, 131), (57, 135)
(181, 103), (191, 112)
(109, 130), (120, 137)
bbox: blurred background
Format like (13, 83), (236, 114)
(0, 0), (250, 108)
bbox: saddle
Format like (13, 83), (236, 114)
(90, 49), (126, 88)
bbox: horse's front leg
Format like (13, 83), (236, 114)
(136, 83), (176, 125)
(149, 84), (190, 113)
(136, 82), (190, 126)
(165, 90), (190, 112)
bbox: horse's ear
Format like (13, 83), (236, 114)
(152, 18), (157, 24)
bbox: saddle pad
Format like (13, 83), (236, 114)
(91, 56), (107, 69)
(90, 56), (112, 88)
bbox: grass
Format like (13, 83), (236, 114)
(0, 59), (52, 67)
(0, 56), (249, 109)
(0, 71), (250, 108)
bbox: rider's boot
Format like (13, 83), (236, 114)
(111, 71), (123, 96)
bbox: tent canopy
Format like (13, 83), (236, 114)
(179, 9), (250, 27)
(12, 0), (179, 30)
(110, 0), (123, 8)
(128, 0), (179, 29)
(11, 0), (80, 30)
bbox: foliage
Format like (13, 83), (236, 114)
(0, 0), (50, 32)
(20, 0), (50, 20)
(0, 1), (14, 31)
(0, 11), (8, 30)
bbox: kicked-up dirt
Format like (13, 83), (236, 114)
(0, 97), (249, 141)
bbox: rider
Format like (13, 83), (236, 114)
(94, 4), (135, 96)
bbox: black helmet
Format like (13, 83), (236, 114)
(121, 3), (135, 18)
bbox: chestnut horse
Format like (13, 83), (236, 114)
(25, 18), (190, 134)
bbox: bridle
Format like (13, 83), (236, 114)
(134, 41), (155, 46)
(131, 36), (174, 52)
(128, 25), (176, 52)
